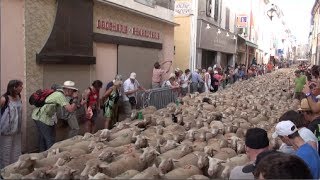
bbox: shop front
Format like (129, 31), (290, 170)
(196, 20), (237, 69)
(1, 0), (174, 152)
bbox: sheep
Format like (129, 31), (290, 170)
(158, 144), (193, 160)
(139, 147), (160, 167)
(80, 159), (108, 177)
(207, 157), (225, 177)
(53, 166), (77, 179)
(114, 170), (140, 179)
(163, 165), (202, 179)
(100, 152), (146, 177)
(187, 175), (210, 180)
(131, 164), (160, 179)
(134, 134), (149, 149)
(21, 167), (50, 179)
(49, 135), (83, 150)
(88, 172), (111, 180)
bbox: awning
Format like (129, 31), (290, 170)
(246, 41), (258, 49)
(237, 35), (259, 49)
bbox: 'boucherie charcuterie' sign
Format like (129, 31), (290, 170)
(97, 19), (160, 40)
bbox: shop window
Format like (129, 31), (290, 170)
(214, 0), (219, 21)
(225, 7), (230, 31)
(206, 0), (212, 17)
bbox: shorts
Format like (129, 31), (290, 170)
(86, 109), (98, 123)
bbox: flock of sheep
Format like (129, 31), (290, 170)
(1, 68), (298, 179)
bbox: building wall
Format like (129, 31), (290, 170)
(94, 43), (118, 90)
(0, 0), (26, 150)
(94, 1), (174, 83)
(95, 0), (174, 24)
(174, 16), (191, 71)
(25, 0), (57, 152)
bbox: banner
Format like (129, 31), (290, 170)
(236, 15), (248, 28)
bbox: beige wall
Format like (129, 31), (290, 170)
(94, 2), (175, 82)
(95, 0), (174, 24)
(25, 0), (56, 152)
(174, 16), (191, 71)
(94, 43), (118, 91)
(0, 0), (25, 96)
(0, 0), (26, 149)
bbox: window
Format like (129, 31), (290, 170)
(214, 0), (219, 21)
(206, 0), (212, 17)
(225, 7), (230, 30)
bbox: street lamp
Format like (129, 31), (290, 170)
(267, 4), (277, 21)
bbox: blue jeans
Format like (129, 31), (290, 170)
(34, 120), (55, 152)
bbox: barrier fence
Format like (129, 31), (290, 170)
(136, 88), (179, 109)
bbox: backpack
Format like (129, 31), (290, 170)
(29, 89), (55, 107)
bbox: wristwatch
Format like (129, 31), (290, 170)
(305, 92), (312, 97)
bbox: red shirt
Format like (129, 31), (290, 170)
(87, 87), (99, 109)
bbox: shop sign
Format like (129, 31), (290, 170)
(97, 19), (160, 40)
(236, 14), (248, 28)
(175, 1), (193, 16)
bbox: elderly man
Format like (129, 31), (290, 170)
(272, 120), (320, 179)
(122, 72), (147, 118)
(32, 81), (81, 151)
(229, 128), (270, 179)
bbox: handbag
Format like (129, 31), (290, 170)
(128, 96), (137, 106)
(0, 105), (18, 135)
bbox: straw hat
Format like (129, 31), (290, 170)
(62, 81), (78, 91)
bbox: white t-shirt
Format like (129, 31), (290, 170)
(299, 127), (319, 151)
(229, 165), (254, 179)
(123, 78), (140, 101)
(279, 127), (318, 153)
(162, 80), (172, 88)
(180, 73), (190, 88)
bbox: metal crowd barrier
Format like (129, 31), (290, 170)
(139, 87), (179, 109)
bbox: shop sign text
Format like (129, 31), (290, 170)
(97, 19), (160, 40)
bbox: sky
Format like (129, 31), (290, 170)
(275, 0), (315, 44)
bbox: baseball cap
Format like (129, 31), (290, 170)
(169, 73), (176, 79)
(130, 72), (136, 79)
(298, 98), (311, 111)
(242, 150), (280, 173)
(272, 120), (298, 138)
(245, 128), (269, 149)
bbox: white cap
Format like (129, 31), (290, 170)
(130, 72), (136, 79)
(175, 68), (180, 72)
(169, 73), (176, 79)
(208, 67), (213, 71)
(63, 81), (78, 91)
(214, 70), (218, 74)
(272, 120), (298, 138)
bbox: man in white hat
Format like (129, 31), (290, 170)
(122, 72), (147, 118)
(32, 80), (81, 151)
(272, 120), (320, 179)
(55, 81), (82, 138)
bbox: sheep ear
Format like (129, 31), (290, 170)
(99, 163), (109, 168)
(144, 136), (151, 140)
(30, 156), (38, 160)
(154, 150), (161, 155)
(152, 163), (157, 168)
(172, 159), (179, 162)
(70, 169), (77, 174)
